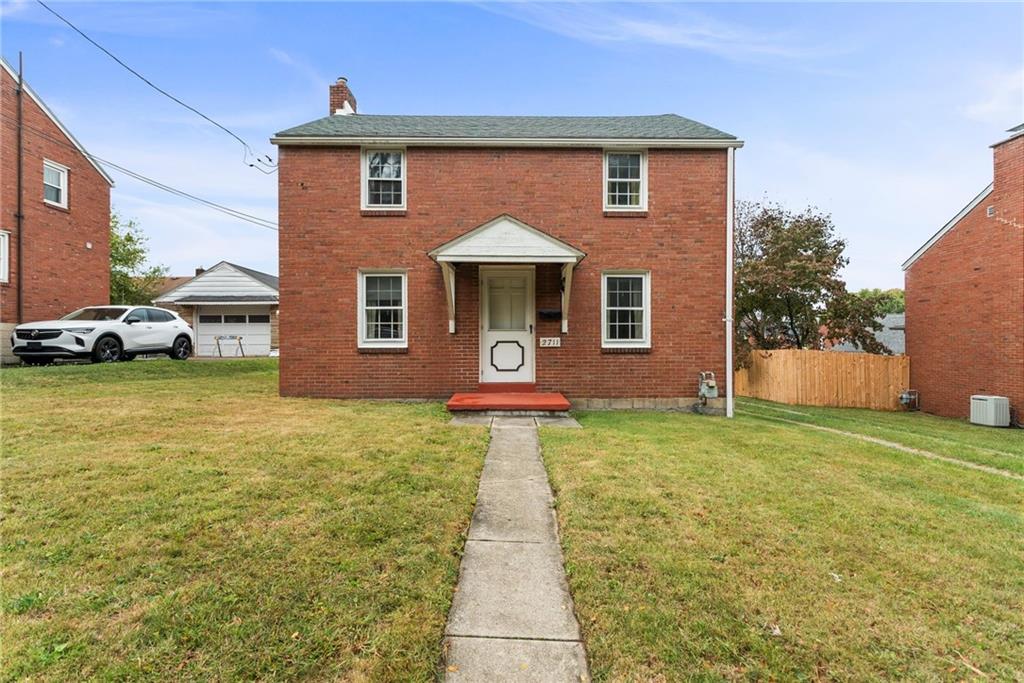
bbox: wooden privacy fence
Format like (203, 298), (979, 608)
(734, 349), (910, 411)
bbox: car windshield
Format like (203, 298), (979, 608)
(61, 307), (129, 321)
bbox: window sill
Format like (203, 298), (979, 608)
(361, 209), (406, 217)
(43, 200), (70, 213)
(601, 345), (651, 354)
(603, 210), (647, 218)
(358, 346), (409, 354)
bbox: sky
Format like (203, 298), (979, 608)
(2, 1), (1021, 289)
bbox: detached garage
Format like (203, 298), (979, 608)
(154, 262), (279, 357)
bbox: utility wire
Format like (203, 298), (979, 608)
(35, 0), (276, 174)
(2, 114), (278, 231)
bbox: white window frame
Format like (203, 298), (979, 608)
(0, 231), (9, 283)
(601, 270), (651, 348)
(43, 159), (69, 209)
(361, 148), (406, 210)
(603, 150), (647, 212)
(357, 269), (408, 348)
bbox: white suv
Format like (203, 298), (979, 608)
(11, 306), (195, 366)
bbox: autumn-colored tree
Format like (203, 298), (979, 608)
(734, 201), (887, 364)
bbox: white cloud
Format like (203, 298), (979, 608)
(269, 47), (328, 94)
(481, 3), (843, 64)
(963, 66), (1024, 127)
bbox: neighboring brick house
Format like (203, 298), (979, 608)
(272, 78), (741, 411)
(903, 124), (1024, 422)
(154, 261), (279, 356)
(0, 57), (113, 362)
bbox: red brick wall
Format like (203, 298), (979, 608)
(0, 66), (111, 325)
(905, 134), (1024, 421)
(278, 145), (729, 399)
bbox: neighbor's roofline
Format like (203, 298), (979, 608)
(271, 135), (744, 149)
(0, 57), (115, 187)
(991, 124), (1024, 147)
(901, 183), (994, 271)
(154, 260), (278, 302)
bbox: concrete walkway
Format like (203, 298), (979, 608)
(443, 416), (589, 681)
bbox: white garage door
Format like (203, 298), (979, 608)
(196, 306), (272, 357)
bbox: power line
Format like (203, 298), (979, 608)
(1, 114), (278, 231)
(35, 0), (276, 174)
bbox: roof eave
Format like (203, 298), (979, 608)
(1, 57), (116, 187)
(271, 135), (744, 149)
(901, 184), (994, 271)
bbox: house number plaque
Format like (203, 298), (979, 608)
(539, 337), (561, 348)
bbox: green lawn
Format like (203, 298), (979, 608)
(738, 397), (1024, 476)
(1, 360), (488, 681)
(541, 409), (1024, 681)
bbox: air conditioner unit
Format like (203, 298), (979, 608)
(970, 395), (1010, 427)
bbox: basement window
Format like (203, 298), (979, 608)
(362, 149), (405, 209)
(601, 271), (651, 348)
(43, 160), (68, 208)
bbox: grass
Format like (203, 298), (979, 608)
(540, 408), (1024, 681)
(738, 397), (1024, 476)
(1, 359), (488, 681)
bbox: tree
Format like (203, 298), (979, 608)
(734, 201), (887, 364)
(109, 211), (167, 305)
(854, 287), (905, 315)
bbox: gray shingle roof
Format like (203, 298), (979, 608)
(227, 262), (279, 291)
(275, 114), (736, 141)
(832, 314), (905, 355)
(176, 295), (278, 303)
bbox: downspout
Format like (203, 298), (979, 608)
(725, 146), (735, 418)
(15, 52), (24, 324)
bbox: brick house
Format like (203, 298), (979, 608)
(272, 78), (741, 411)
(902, 124), (1023, 422)
(0, 57), (113, 362)
(154, 261), (279, 357)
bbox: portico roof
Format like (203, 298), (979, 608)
(428, 215), (585, 264)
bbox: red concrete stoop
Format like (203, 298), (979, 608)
(446, 392), (571, 412)
(477, 383), (537, 393)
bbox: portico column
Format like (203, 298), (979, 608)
(440, 261), (456, 334)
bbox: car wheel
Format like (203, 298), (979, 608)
(22, 357), (52, 367)
(92, 336), (122, 363)
(170, 336), (192, 360)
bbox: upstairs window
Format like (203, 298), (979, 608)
(601, 272), (651, 348)
(363, 149), (405, 209)
(604, 151), (646, 211)
(43, 160), (68, 208)
(358, 271), (407, 348)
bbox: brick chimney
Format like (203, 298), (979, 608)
(195, 267), (205, 276)
(329, 77), (357, 115)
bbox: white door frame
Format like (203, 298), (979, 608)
(479, 265), (535, 383)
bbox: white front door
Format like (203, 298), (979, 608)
(480, 267), (535, 383)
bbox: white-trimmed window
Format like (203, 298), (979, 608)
(603, 151), (647, 211)
(601, 271), (651, 348)
(43, 160), (68, 208)
(358, 270), (408, 347)
(0, 231), (9, 283)
(362, 149), (405, 209)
